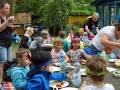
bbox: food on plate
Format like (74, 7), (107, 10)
(56, 81), (64, 88)
(115, 60), (120, 67)
(112, 70), (120, 78)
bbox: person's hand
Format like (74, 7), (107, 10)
(7, 16), (14, 23)
(90, 33), (94, 37)
(67, 72), (72, 80)
(104, 47), (113, 54)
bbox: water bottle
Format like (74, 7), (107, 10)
(82, 32), (89, 45)
(109, 53), (116, 59)
(60, 55), (66, 73)
(72, 61), (81, 87)
(100, 51), (109, 61)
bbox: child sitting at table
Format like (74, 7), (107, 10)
(7, 48), (31, 90)
(26, 50), (67, 90)
(59, 30), (69, 53)
(79, 56), (115, 90)
(67, 37), (91, 64)
(50, 38), (69, 63)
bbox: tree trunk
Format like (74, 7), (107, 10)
(8, 0), (16, 15)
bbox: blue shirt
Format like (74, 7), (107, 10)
(7, 65), (30, 90)
(26, 66), (66, 90)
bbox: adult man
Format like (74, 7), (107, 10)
(82, 13), (99, 37)
(84, 22), (120, 55)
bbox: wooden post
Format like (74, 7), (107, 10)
(107, 0), (110, 25)
(114, 0), (117, 17)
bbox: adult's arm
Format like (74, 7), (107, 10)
(101, 34), (120, 49)
(96, 27), (99, 33)
(0, 16), (14, 32)
(0, 19), (9, 32)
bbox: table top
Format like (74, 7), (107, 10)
(51, 62), (120, 90)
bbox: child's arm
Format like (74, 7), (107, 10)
(62, 50), (69, 63)
(26, 77), (43, 90)
(64, 55), (69, 63)
(80, 49), (91, 59)
(11, 71), (27, 89)
(49, 72), (66, 81)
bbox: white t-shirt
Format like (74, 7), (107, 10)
(50, 49), (66, 63)
(92, 26), (118, 51)
(81, 84), (115, 90)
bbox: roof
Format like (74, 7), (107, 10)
(91, 0), (115, 5)
(91, 0), (105, 5)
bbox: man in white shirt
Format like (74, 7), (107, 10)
(84, 22), (120, 55)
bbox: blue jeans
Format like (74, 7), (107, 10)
(0, 46), (12, 63)
(84, 45), (102, 55)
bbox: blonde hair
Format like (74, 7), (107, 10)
(26, 27), (34, 35)
(53, 38), (63, 45)
(16, 48), (30, 59)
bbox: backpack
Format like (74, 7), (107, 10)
(19, 35), (29, 49)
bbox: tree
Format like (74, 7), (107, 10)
(7, 0), (95, 35)
(71, 0), (95, 15)
(42, 0), (73, 34)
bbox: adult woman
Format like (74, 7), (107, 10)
(0, 1), (14, 87)
(82, 13), (99, 37)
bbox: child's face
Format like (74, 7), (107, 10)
(72, 42), (80, 49)
(21, 52), (31, 66)
(43, 33), (48, 39)
(54, 43), (62, 51)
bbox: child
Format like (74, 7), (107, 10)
(19, 27), (34, 48)
(59, 30), (69, 52)
(50, 38), (69, 63)
(80, 56), (115, 90)
(26, 50), (67, 90)
(7, 48), (31, 90)
(41, 30), (52, 44)
(67, 37), (90, 64)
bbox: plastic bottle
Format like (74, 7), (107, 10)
(60, 55), (66, 73)
(72, 61), (81, 87)
(82, 32), (89, 45)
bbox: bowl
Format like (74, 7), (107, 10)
(115, 60), (120, 67)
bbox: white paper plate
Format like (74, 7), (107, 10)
(54, 63), (61, 66)
(50, 66), (61, 72)
(108, 59), (119, 63)
(50, 81), (69, 88)
(60, 87), (78, 90)
(41, 44), (53, 47)
(106, 67), (117, 72)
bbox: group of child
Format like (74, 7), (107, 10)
(4, 29), (115, 90)
(6, 49), (115, 90)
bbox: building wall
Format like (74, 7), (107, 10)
(67, 15), (89, 26)
(95, 0), (120, 28)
